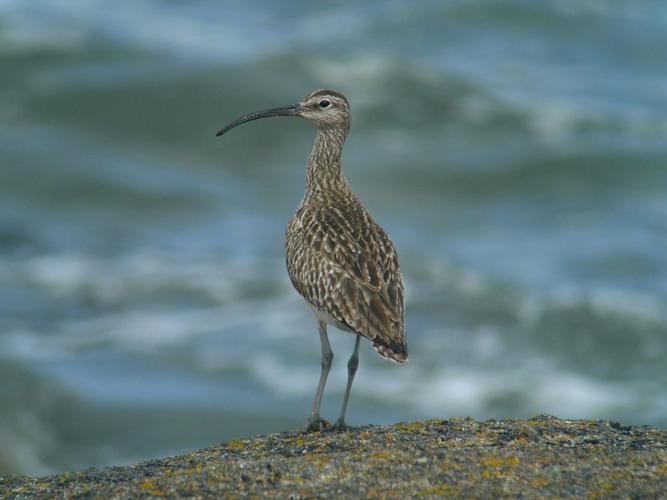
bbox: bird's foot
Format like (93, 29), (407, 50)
(330, 419), (349, 431)
(301, 415), (330, 433)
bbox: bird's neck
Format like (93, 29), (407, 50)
(305, 128), (350, 197)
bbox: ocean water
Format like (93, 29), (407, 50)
(1, 0), (666, 476)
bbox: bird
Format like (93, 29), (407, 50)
(216, 89), (406, 431)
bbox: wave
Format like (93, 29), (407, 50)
(1, 250), (666, 476)
(2, 0), (667, 475)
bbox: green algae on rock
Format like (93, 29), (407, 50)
(2, 416), (666, 498)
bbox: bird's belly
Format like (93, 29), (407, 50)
(309, 304), (354, 333)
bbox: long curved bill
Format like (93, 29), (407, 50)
(216, 104), (303, 137)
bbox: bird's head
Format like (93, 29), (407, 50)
(216, 89), (350, 137)
(297, 89), (350, 131)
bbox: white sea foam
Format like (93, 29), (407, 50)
(243, 339), (660, 426)
(517, 285), (667, 327)
(0, 300), (306, 362)
(353, 355), (644, 422)
(5, 251), (268, 305)
(2, 249), (666, 477)
(0, 251), (293, 364)
(0, 0), (364, 60)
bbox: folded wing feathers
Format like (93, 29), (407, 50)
(315, 209), (407, 363)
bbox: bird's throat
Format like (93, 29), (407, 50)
(305, 128), (349, 196)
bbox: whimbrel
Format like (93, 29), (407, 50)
(216, 89), (407, 431)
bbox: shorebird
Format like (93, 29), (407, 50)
(216, 89), (406, 431)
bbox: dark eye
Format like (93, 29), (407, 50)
(319, 99), (330, 108)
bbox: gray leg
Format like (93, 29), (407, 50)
(333, 334), (361, 430)
(302, 321), (333, 432)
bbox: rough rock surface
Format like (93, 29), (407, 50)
(2, 415), (666, 498)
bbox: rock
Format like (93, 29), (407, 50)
(2, 416), (665, 498)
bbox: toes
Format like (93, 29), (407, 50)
(331, 419), (348, 431)
(301, 416), (330, 433)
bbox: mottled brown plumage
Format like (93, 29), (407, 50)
(217, 89), (406, 431)
(285, 113), (406, 361)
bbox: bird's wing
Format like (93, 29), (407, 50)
(315, 210), (383, 292)
(306, 208), (407, 362)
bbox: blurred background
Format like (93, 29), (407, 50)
(1, 0), (666, 476)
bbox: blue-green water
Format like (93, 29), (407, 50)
(1, 0), (666, 475)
